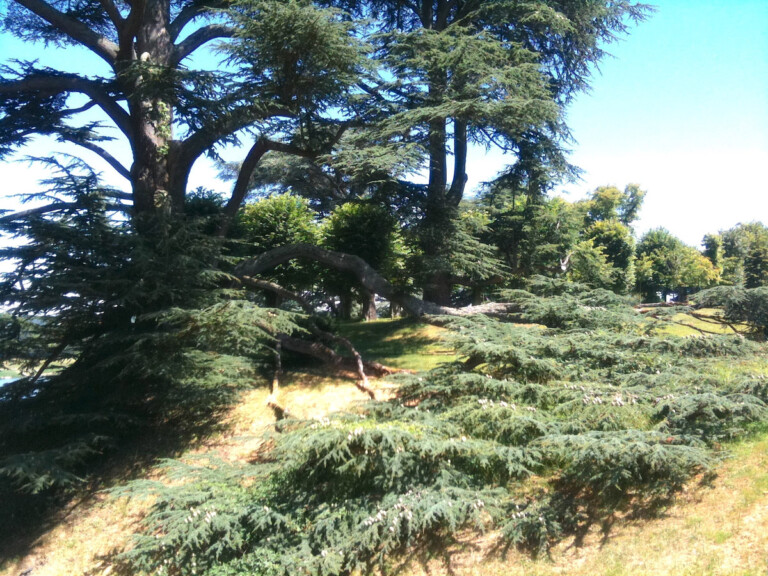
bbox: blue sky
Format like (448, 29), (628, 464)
(1, 0), (767, 247)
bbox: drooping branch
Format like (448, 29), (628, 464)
(13, 0), (119, 64)
(173, 24), (235, 65)
(307, 327), (379, 399)
(236, 244), (451, 316)
(241, 276), (396, 392)
(58, 136), (131, 181)
(278, 335), (393, 380)
(235, 244), (525, 319)
(0, 75), (132, 140)
(240, 276), (314, 314)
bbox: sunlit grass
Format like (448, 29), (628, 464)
(656, 308), (752, 338)
(337, 317), (458, 370)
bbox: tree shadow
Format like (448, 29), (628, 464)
(0, 373), (244, 566)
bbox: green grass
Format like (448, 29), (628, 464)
(0, 364), (23, 378)
(656, 308), (752, 337)
(336, 317), (458, 370)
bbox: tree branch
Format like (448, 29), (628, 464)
(219, 138), (270, 234)
(241, 276), (395, 393)
(169, 0), (226, 41)
(240, 276), (315, 314)
(172, 24), (235, 65)
(217, 137), (320, 236)
(0, 201), (129, 223)
(14, 0), (119, 64)
(98, 0), (125, 29)
(0, 75), (132, 140)
(58, 136), (131, 180)
(236, 244), (526, 319)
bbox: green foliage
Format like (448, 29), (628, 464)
(237, 194), (319, 252)
(585, 184), (646, 226)
(226, 0), (363, 118)
(709, 222), (768, 288)
(567, 239), (616, 290)
(322, 203), (401, 274)
(235, 193), (321, 298)
(636, 228), (719, 302)
(120, 283), (767, 575)
(696, 286), (768, 337)
(0, 165), (301, 514)
(483, 192), (582, 279)
(583, 220), (635, 294)
(321, 202), (410, 316)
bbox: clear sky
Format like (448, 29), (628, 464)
(1, 0), (767, 247)
(464, 0), (768, 246)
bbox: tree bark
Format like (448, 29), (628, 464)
(361, 288), (377, 321)
(278, 335), (393, 380)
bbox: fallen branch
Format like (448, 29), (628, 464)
(278, 335), (394, 380)
(308, 326), (377, 399)
(635, 302), (690, 310)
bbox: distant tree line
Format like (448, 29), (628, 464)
(230, 182), (767, 317)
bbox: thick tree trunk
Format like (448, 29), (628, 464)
(127, 0), (179, 216)
(422, 271), (452, 306)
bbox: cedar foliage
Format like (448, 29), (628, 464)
(116, 280), (767, 575)
(0, 162), (303, 540)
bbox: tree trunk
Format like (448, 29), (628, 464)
(361, 288), (377, 321)
(423, 271), (452, 306)
(339, 288), (353, 320)
(127, 0), (178, 216)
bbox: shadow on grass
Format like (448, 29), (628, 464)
(336, 318), (456, 369)
(0, 372), (243, 568)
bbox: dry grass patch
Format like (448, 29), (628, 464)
(0, 368), (391, 576)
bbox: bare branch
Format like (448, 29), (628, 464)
(236, 244), (451, 316)
(169, 0), (227, 40)
(14, 0), (119, 64)
(236, 244), (525, 319)
(98, 0), (125, 29)
(172, 24), (235, 65)
(58, 136), (131, 180)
